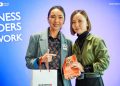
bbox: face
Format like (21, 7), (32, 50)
(72, 13), (88, 34)
(48, 8), (64, 31)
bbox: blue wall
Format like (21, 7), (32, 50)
(0, 0), (120, 86)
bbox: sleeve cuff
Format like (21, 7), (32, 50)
(33, 58), (39, 69)
(84, 64), (93, 72)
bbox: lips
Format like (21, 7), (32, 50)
(53, 24), (60, 27)
(75, 27), (81, 30)
(75, 28), (79, 30)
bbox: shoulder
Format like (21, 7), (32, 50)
(30, 30), (47, 40)
(87, 34), (103, 42)
(29, 33), (41, 41)
(87, 34), (106, 47)
(61, 33), (72, 43)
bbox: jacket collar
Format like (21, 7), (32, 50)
(86, 33), (94, 41)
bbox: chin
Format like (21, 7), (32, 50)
(53, 27), (60, 31)
(76, 31), (81, 34)
(77, 32), (82, 35)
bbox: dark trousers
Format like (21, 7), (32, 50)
(57, 69), (64, 86)
(76, 77), (104, 86)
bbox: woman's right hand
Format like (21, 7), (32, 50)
(40, 49), (56, 63)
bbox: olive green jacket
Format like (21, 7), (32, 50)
(73, 34), (110, 75)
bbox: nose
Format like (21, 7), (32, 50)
(75, 22), (79, 27)
(54, 17), (59, 23)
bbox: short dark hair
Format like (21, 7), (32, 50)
(48, 6), (65, 23)
(70, 10), (91, 35)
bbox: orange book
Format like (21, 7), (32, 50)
(63, 55), (81, 79)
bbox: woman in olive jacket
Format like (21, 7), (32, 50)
(70, 10), (110, 86)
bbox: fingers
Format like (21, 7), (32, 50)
(47, 49), (56, 57)
(42, 53), (56, 63)
(41, 56), (48, 62)
(42, 53), (56, 59)
(71, 63), (77, 68)
(71, 62), (79, 68)
(41, 49), (57, 63)
(47, 55), (52, 62)
(78, 63), (84, 72)
(48, 54), (56, 57)
(71, 62), (84, 72)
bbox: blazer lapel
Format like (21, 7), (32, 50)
(39, 30), (48, 55)
(61, 33), (68, 68)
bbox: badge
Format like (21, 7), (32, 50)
(62, 44), (68, 50)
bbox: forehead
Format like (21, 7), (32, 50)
(73, 13), (86, 20)
(50, 8), (64, 16)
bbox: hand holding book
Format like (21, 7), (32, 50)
(63, 55), (84, 79)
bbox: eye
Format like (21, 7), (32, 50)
(78, 20), (82, 23)
(72, 21), (76, 24)
(59, 16), (63, 19)
(50, 15), (55, 18)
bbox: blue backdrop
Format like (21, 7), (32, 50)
(0, 0), (120, 86)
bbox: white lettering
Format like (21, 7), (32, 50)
(5, 13), (11, 21)
(0, 23), (22, 32)
(0, 12), (21, 21)
(0, 13), (5, 21)
(16, 12), (21, 20)
(0, 24), (4, 32)
(5, 23), (11, 31)
(0, 34), (23, 43)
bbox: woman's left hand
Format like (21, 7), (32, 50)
(71, 62), (84, 72)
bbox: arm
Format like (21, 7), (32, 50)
(25, 35), (40, 69)
(93, 38), (110, 73)
(25, 35), (56, 69)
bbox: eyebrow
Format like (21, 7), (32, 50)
(50, 14), (63, 16)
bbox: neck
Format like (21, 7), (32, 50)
(77, 31), (89, 40)
(50, 28), (59, 38)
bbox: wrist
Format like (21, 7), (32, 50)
(84, 65), (93, 72)
(37, 56), (43, 65)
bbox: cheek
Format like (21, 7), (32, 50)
(72, 25), (75, 30)
(81, 23), (87, 28)
(60, 20), (64, 24)
(60, 21), (64, 25)
(48, 20), (55, 25)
